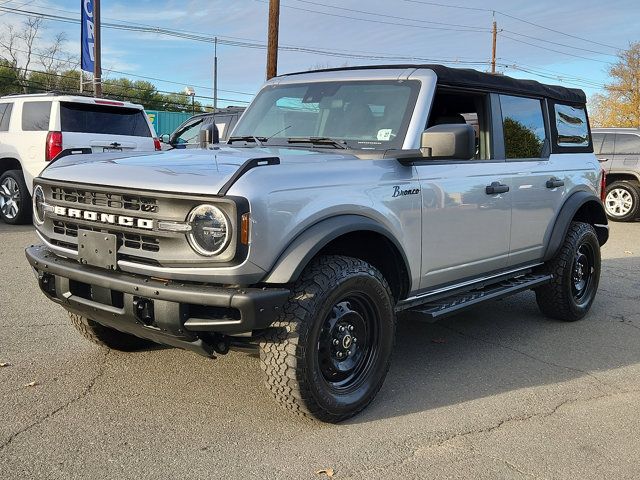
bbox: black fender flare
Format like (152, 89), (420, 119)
(543, 191), (609, 261)
(262, 214), (411, 285)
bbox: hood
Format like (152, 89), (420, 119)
(40, 146), (358, 195)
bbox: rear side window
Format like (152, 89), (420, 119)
(554, 104), (589, 147)
(614, 133), (640, 155)
(499, 95), (546, 159)
(22, 101), (52, 131)
(0, 103), (12, 131)
(60, 102), (151, 137)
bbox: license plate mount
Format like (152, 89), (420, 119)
(78, 230), (117, 270)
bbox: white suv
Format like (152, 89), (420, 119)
(0, 93), (160, 224)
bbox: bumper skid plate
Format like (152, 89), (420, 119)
(25, 245), (290, 357)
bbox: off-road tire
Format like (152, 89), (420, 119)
(69, 312), (155, 351)
(259, 255), (396, 423)
(604, 180), (640, 222)
(0, 170), (31, 225)
(535, 222), (601, 322)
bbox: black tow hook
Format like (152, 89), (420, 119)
(212, 334), (230, 355)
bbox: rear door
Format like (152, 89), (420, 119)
(499, 94), (561, 266)
(613, 132), (640, 175)
(593, 132), (615, 172)
(57, 101), (155, 153)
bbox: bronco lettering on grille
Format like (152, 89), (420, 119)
(52, 206), (154, 230)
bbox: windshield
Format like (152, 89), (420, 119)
(232, 80), (419, 150)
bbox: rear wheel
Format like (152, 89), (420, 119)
(69, 312), (156, 351)
(259, 255), (396, 423)
(535, 222), (601, 322)
(0, 170), (31, 225)
(604, 180), (640, 221)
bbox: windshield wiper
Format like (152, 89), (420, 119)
(287, 137), (348, 149)
(227, 135), (267, 147)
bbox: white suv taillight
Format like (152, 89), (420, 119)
(45, 131), (63, 161)
(153, 137), (161, 151)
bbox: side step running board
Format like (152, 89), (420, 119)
(406, 273), (552, 321)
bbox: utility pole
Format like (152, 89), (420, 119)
(491, 19), (497, 74)
(79, 71), (83, 93)
(266, 0), (280, 80)
(213, 37), (218, 111)
(93, 0), (102, 97)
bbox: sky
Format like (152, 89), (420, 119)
(0, 0), (638, 108)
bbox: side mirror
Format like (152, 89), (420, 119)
(160, 134), (170, 144)
(198, 123), (220, 148)
(420, 124), (475, 160)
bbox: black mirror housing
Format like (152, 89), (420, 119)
(420, 124), (475, 160)
(199, 123), (220, 148)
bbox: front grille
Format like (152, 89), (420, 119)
(51, 186), (158, 213)
(53, 220), (160, 253)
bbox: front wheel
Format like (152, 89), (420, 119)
(259, 255), (396, 423)
(535, 222), (601, 322)
(0, 170), (31, 225)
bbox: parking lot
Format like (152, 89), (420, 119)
(0, 221), (638, 479)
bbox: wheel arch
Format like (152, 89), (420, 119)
(262, 215), (412, 301)
(607, 172), (640, 184)
(543, 191), (608, 262)
(0, 157), (22, 176)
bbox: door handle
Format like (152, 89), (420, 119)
(546, 177), (565, 189)
(485, 182), (509, 195)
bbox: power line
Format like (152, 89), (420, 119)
(0, 4), (493, 66)
(501, 30), (617, 57)
(500, 34), (615, 65)
(402, 0), (623, 51)
(255, 0), (490, 33)
(285, 0), (487, 31)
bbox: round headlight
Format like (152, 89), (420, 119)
(32, 185), (46, 225)
(187, 204), (230, 256)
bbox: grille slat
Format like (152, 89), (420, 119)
(51, 186), (159, 213)
(53, 220), (160, 253)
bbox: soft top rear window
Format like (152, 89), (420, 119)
(60, 102), (151, 137)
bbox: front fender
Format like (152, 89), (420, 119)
(262, 214), (410, 284)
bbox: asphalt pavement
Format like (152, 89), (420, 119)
(1, 221), (639, 479)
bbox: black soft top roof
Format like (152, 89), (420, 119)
(284, 64), (586, 104)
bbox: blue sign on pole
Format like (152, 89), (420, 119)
(81, 0), (95, 73)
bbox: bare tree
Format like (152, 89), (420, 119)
(0, 17), (42, 91)
(39, 32), (76, 72)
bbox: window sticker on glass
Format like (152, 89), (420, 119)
(377, 129), (392, 141)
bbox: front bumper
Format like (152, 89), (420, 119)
(25, 245), (289, 357)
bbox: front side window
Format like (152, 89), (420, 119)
(614, 133), (640, 155)
(600, 134), (615, 155)
(554, 104), (589, 147)
(172, 118), (206, 145)
(499, 95), (546, 159)
(233, 80), (420, 150)
(60, 103), (151, 137)
(22, 101), (52, 131)
(0, 103), (12, 131)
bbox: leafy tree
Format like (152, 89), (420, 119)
(590, 41), (640, 127)
(0, 58), (20, 95)
(503, 117), (543, 158)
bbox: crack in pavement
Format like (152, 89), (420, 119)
(0, 323), (67, 328)
(439, 325), (617, 391)
(0, 348), (110, 453)
(350, 389), (639, 479)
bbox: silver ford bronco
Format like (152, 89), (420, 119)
(26, 65), (609, 422)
